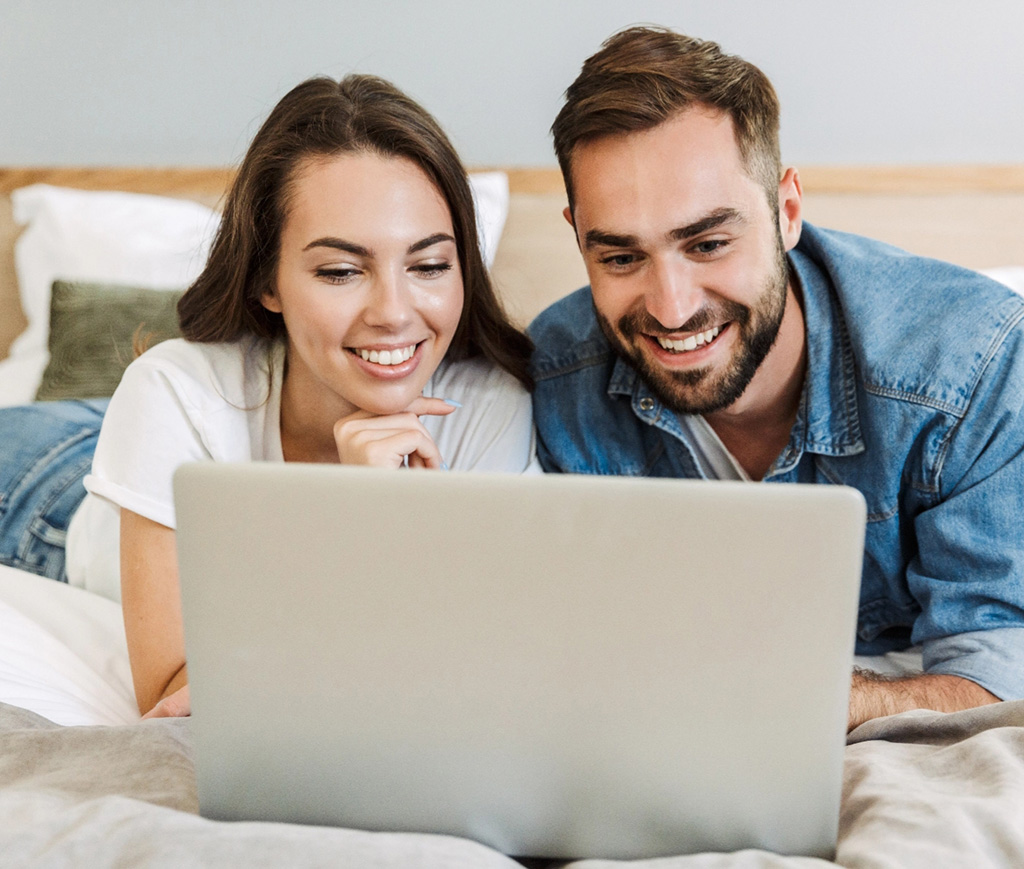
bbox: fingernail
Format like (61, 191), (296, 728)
(443, 398), (462, 408)
(441, 461), (450, 471)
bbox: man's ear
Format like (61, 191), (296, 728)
(778, 167), (803, 252)
(563, 205), (582, 250)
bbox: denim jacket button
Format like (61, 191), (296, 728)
(639, 397), (655, 412)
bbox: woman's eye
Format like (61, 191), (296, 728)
(411, 262), (453, 278)
(315, 267), (358, 284)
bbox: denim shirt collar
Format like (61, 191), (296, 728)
(608, 355), (640, 398)
(605, 235), (866, 463)
(607, 356), (695, 444)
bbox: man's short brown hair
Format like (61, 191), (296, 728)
(552, 26), (782, 211)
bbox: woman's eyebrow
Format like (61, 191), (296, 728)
(408, 233), (456, 254)
(303, 237), (371, 256)
(302, 233), (454, 256)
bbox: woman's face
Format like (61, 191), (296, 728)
(264, 152), (464, 418)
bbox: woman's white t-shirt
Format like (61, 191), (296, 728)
(65, 336), (539, 601)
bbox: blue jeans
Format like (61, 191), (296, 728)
(0, 400), (108, 582)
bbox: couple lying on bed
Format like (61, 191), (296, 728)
(2, 26), (1023, 732)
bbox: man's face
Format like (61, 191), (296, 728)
(567, 108), (801, 416)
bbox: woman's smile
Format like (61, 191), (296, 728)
(347, 341), (423, 378)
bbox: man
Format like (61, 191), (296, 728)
(529, 26), (1024, 730)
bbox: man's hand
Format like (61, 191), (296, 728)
(142, 684), (191, 719)
(848, 668), (999, 731)
(333, 396), (456, 469)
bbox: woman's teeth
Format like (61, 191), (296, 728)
(657, 326), (721, 353)
(357, 344), (416, 365)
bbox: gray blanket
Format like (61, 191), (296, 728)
(3, 700), (1023, 868)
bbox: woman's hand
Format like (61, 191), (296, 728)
(141, 684), (191, 719)
(333, 396), (456, 468)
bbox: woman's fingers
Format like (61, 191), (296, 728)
(334, 412), (445, 468)
(355, 426), (444, 468)
(141, 684), (191, 719)
(404, 396), (459, 418)
(332, 397), (458, 468)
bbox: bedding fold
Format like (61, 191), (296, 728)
(2, 700), (1024, 867)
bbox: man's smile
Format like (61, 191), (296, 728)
(655, 325), (723, 354)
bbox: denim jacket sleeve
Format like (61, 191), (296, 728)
(908, 306), (1024, 700)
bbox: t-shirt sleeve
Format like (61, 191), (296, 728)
(84, 354), (213, 529)
(425, 359), (539, 474)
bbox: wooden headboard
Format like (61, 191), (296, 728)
(3, 165), (1024, 363)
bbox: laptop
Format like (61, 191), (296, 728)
(173, 462), (865, 860)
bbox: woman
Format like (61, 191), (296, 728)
(0, 75), (537, 718)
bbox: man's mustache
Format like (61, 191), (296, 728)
(617, 303), (746, 338)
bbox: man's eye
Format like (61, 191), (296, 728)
(692, 239), (727, 255)
(599, 253), (638, 269)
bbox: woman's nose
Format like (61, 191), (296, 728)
(363, 268), (414, 328)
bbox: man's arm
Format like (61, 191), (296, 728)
(870, 313), (1024, 729)
(848, 668), (1000, 731)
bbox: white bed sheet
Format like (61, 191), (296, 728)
(0, 556), (921, 730)
(0, 563), (137, 725)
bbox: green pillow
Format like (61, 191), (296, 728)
(36, 280), (184, 401)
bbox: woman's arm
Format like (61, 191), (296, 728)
(120, 508), (188, 715)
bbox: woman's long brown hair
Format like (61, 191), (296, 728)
(178, 75), (532, 388)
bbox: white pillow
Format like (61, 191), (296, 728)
(0, 174), (510, 408)
(468, 171), (509, 267)
(0, 184), (220, 408)
(982, 266), (1024, 296)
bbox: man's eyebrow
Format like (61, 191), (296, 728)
(407, 232), (456, 254)
(582, 208), (746, 251)
(669, 208), (745, 241)
(583, 230), (639, 250)
(303, 237), (372, 256)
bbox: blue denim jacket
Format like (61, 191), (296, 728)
(529, 223), (1024, 700)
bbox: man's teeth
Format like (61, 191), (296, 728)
(358, 344), (416, 365)
(657, 326), (721, 353)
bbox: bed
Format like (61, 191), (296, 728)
(1, 165), (1024, 867)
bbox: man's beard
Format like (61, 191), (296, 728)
(596, 240), (789, 416)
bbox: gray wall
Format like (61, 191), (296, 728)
(3, 0), (1023, 167)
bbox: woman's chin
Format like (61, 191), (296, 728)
(355, 394), (422, 417)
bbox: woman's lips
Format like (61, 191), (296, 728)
(347, 341), (423, 378)
(352, 342), (418, 366)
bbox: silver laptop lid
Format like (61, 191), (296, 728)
(174, 463), (864, 860)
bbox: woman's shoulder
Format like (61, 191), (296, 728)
(130, 336), (252, 374)
(123, 336), (281, 404)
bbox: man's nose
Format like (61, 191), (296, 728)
(644, 260), (702, 330)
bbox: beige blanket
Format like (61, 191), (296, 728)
(2, 700), (1022, 868)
